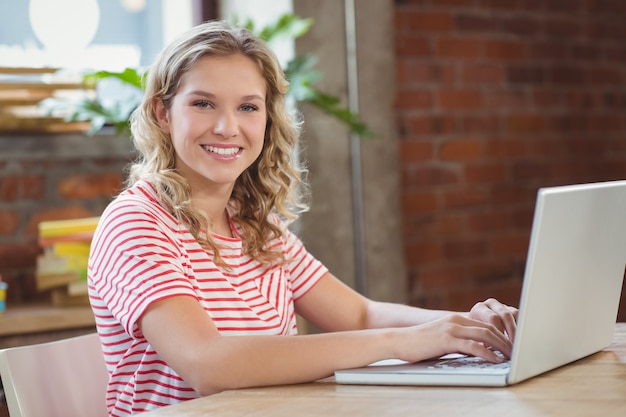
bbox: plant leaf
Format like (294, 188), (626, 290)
(257, 14), (313, 43)
(305, 89), (376, 138)
(83, 68), (144, 90)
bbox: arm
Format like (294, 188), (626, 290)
(140, 273), (516, 396)
(295, 272), (518, 338)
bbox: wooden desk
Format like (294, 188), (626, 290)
(139, 323), (626, 417)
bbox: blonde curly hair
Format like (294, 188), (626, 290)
(128, 20), (309, 265)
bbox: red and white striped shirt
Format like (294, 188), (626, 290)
(88, 180), (327, 416)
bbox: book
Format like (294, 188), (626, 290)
(35, 271), (82, 291)
(38, 217), (100, 238)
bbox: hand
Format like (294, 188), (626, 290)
(395, 314), (514, 364)
(468, 298), (518, 342)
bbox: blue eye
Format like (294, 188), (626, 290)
(240, 104), (258, 112)
(193, 100), (212, 108)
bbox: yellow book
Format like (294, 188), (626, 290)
(53, 242), (91, 257)
(38, 217), (100, 238)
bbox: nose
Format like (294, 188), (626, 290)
(212, 109), (239, 138)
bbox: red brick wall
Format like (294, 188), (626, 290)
(394, 0), (626, 319)
(0, 134), (132, 304)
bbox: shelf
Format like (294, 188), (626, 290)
(0, 303), (95, 337)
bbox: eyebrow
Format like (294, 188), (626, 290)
(186, 90), (265, 102)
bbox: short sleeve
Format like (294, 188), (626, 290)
(88, 197), (197, 338)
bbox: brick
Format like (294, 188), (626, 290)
(470, 259), (522, 285)
(430, 0), (476, 6)
(491, 232), (530, 257)
(605, 46), (626, 63)
(485, 90), (529, 110)
(58, 172), (124, 200)
(410, 213), (467, 236)
(510, 160), (550, 181)
(0, 176), (18, 202)
(545, 0), (584, 12)
(587, 0), (626, 14)
(443, 237), (487, 259)
(461, 115), (501, 134)
(566, 92), (600, 109)
(588, 115), (623, 133)
(0, 242), (39, 269)
(398, 114), (458, 137)
(590, 21), (626, 42)
(484, 40), (527, 61)
(547, 115), (587, 132)
(25, 205), (97, 237)
(439, 89), (483, 109)
(588, 67), (622, 85)
(399, 11), (455, 33)
(491, 186), (536, 206)
(418, 264), (469, 290)
(602, 93), (626, 109)
(400, 141), (435, 163)
(549, 66), (585, 84)
(0, 210), (19, 235)
(506, 113), (545, 133)
(530, 42), (571, 60)
(442, 189), (488, 208)
(463, 63), (505, 84)
(500, 16), (539, 37)
(436, 37), (483, 59)
(464, 162), (509, 184)
(22, 175), (45, 200)
(448, 281), (522, 311)
(407, 290), (445, 311)
(532, 89), (566, 108)
(404, 241), (444, 264)
(544, 18), (582, 38)
(507, 66), (546, 84)
(403, 165), (459, 187)
(439, 138), (485, 161)
(466, 209), (514, 233)
(478, 0), (518, 10)
(394, 34), (432, 57)
(484, 138), (531, 158)
(456, 14), (496, 33)
(398, 61), (457, 84)
(394, 89), (434, 110)
(401, 191), (439, 213)
(572, 44), (601, 62)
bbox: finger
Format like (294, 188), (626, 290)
(480, 299), (518, 342)
(503, 306), (518, 342)
(450, 316), (513, 358)
(455, 339), (506, 364)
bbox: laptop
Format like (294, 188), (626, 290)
(335, 180), (626, 387)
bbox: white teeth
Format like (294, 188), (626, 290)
(202, 145), (239, 156)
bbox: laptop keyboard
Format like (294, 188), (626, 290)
(429, 351), (511, 370)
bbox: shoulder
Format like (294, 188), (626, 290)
(96, 180), (181, 241)
(102, 181), (173, 222)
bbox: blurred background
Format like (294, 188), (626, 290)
(0, 0), (624, 323)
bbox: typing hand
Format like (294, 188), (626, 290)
(468, 298), (518, 343)
(397, 314), (513, 364)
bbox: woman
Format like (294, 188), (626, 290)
(88, 20), (518, 416)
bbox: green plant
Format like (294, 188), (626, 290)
(43, 14), (374, 138)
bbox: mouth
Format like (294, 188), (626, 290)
(201, 145), (242, 156)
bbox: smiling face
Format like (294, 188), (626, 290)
(155, 53), (268, 195)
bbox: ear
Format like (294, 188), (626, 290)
(153, 98), (170, 130)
